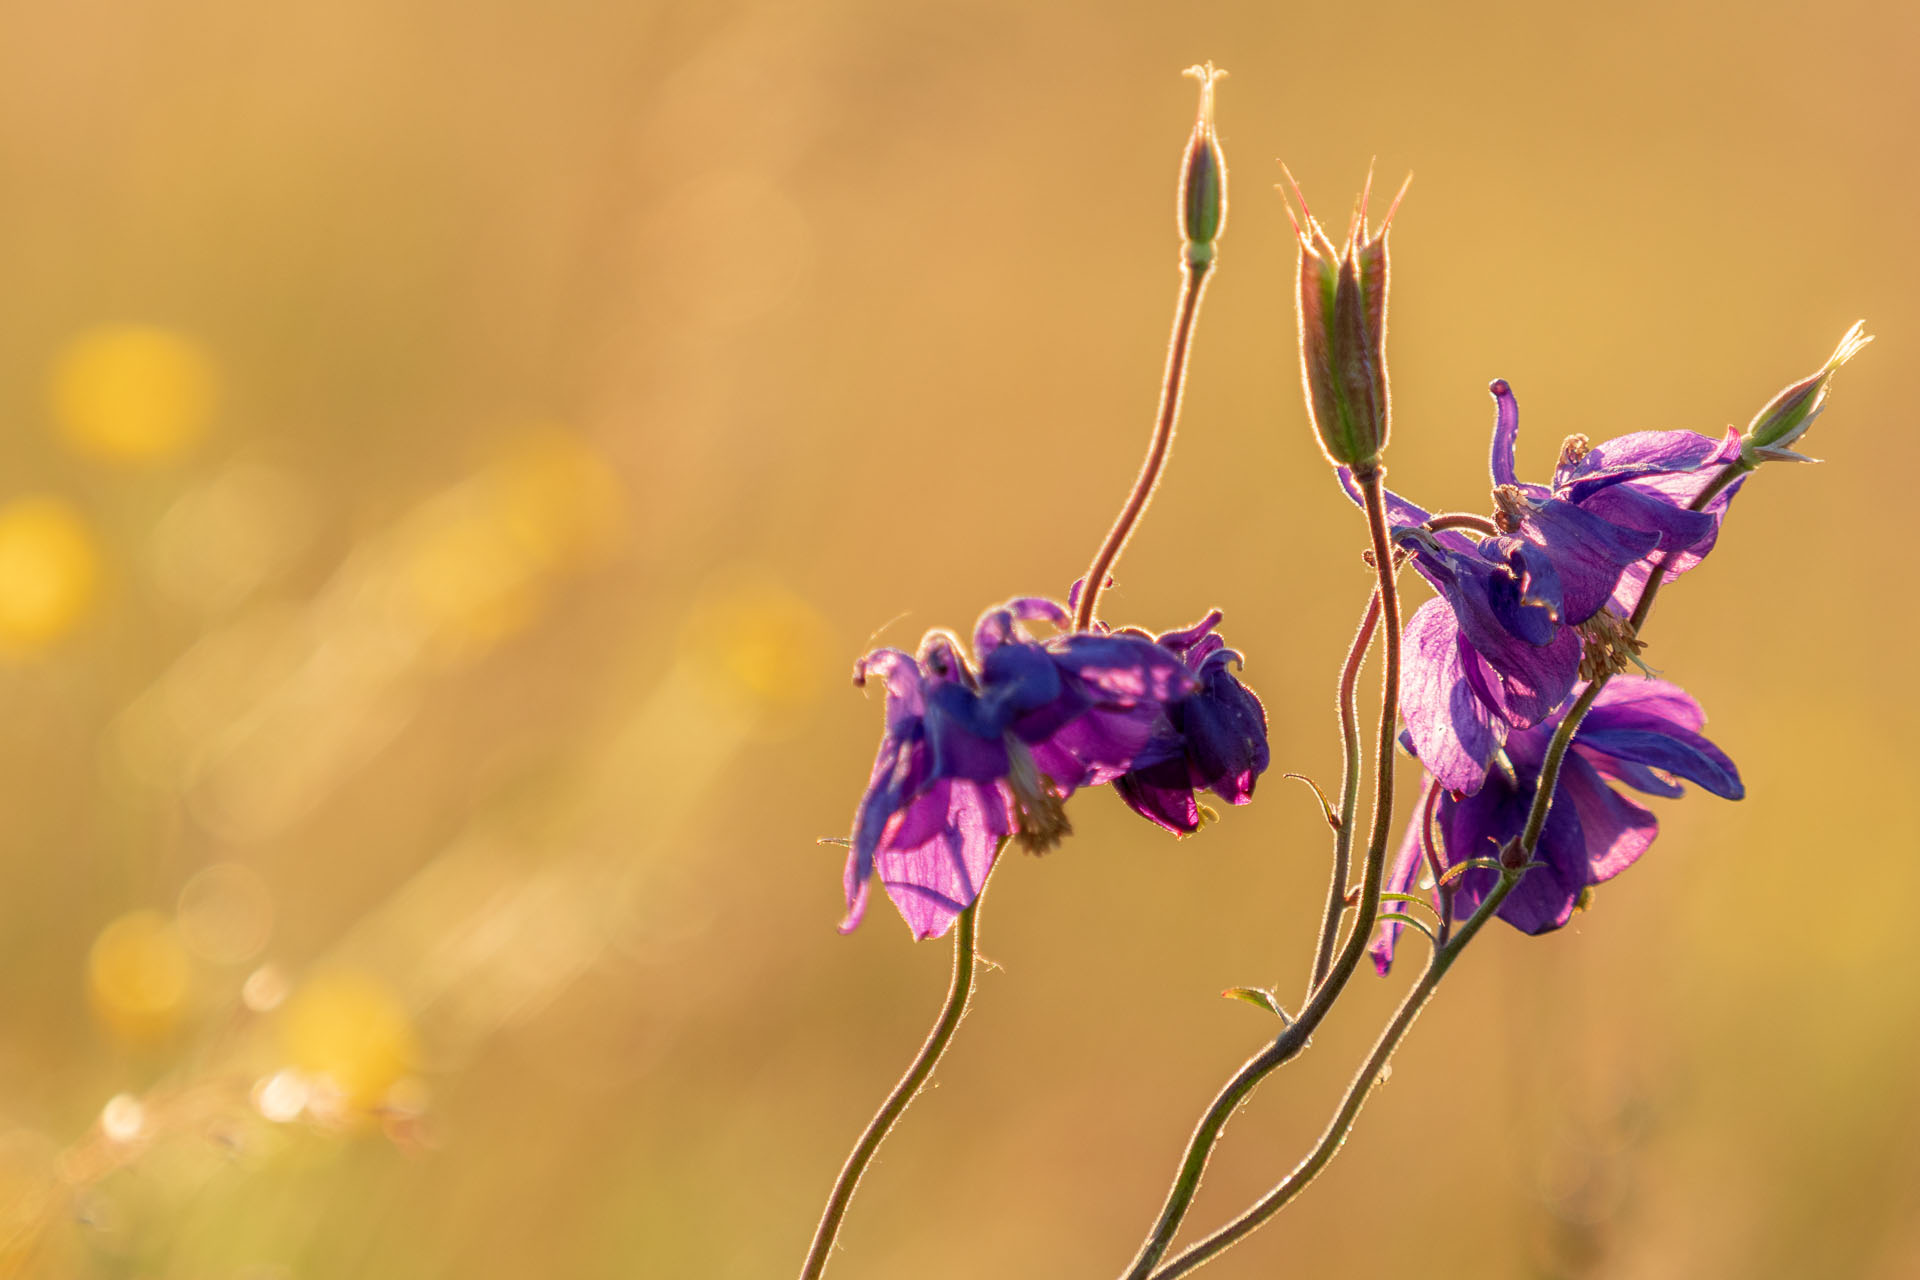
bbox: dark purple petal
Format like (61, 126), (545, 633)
(1490, 780), (1589, 934)
(1576, 483), (1718, 556)
(1114, 756), (1201, 834)
(1574, 677), (1743, 800)
(1484, 538), (1563, 644)
(1183, 653), (1270, 802)
(1049, 633), (1197, 706)
(1515, 497), (1659, 625)
(1445, 571), (1582, 726)
(1153, 609), (1225, 661)
(923, 682), (1013, 781)
(1435, 774), (1526, 919)
(1553, 751), (1659, 883)
(1488, 378), (1521, 487)
(1399, 599), (1504, 795)
(1030, 703), (1166, 791)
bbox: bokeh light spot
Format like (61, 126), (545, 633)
(87, 911), (192, 1045)
(278, 971), (417, 1111)
(98, 1094), (145, 1145)
(50, 325), (220, 463)
(0, 496), (100, 654)
(681, 572), (832, 737)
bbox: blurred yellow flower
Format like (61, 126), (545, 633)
(490, 427), (626, 572)
(86, 911), (192, 1046)
(50, 325), (220, 463)
(0, 497), (99, 654)
(278, 970), (417, 1111)
(682, 573), (832, 737)
(402, 426), (626, 660)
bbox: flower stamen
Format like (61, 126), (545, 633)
(1577, 609), (1650, 681)
(1491, 484), (1530, 534)
(1005, 737), (1072, 854)
(1558, 433), (1592, 468)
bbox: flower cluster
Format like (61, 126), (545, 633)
(840, 597), (1267, 939)
(1360, 380), (1754, 966)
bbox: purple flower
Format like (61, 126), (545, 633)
(1370, 676), (1743, 973)
(841, 597), (1196, 939)
(1351, 380), (1744, 794)
(1112, 610), (1271, 835)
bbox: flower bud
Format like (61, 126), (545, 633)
(1739, 321), (1871, 465)
(1179, 64), (1227, 267)
(1289, 172), (1405, 474)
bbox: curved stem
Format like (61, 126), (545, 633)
(1074, 261), (1212, 631)
(1120, 469), (1403, 1279)
(1307, 588), (1381, 991)
(799, 899), (982, 1280)
(1147, 866), (1522, 1279)
(1425, 512), (1500, 537)
(1137, 459), (1751, 1277)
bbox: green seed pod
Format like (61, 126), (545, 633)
(1289, 172), (1406, 474)
(1740, 321), (1872, 465)
(1179, 64), (1227, 267)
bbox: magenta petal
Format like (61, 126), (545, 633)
(877, 780), (1011, 940)
(1554, 752), (1658, 883)
(1399, 599), (1504, 795)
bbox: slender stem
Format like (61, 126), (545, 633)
(1307, 588), (1381, 991)
(1120, 469), (1403, 1279)
(1147, 866), (1522, 1279)
(1425, 512), (1500, 537)
(1074, 261), (1213, 631)
(1627, 462), (1748, 635)
(799, 899), (982, 1280)
(1137, 459), (1753, 1277)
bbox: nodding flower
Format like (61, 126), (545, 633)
(1111, 610), (1270, 835)
(840, 597), (1198, 939)
(1344, 378), (1744, 796)
(1371, 675), (1742, 973)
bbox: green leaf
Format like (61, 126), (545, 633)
(1221, 986), (1291, 1023)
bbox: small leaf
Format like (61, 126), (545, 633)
(1221, 986), (1291, 1023)
(1281, 773), (1340, 830)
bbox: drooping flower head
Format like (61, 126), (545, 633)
(1371, 676), (1743, 973)
(841, 597), (1196, 939)
(1111, 610), (1270, 835)
(1351, 379), (1745, 795)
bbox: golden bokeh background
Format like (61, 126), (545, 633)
(0, 2), (1915, 1277)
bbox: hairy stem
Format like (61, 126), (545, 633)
(1119, 470), (1403, 1279)
(1307, 588), (1381, 991)
(799, 899), (982, 1280)
(1148, 864), (1522, 1278)
(1074, 261), (1212, 631)
(1137, 458), (1751, 1276)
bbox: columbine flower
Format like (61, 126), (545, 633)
(841, 597), (1196, 939)
(1370, 676), (1743, 973)
(1350, 379), (1744, 794)
(1111, 610), (1270, 834)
